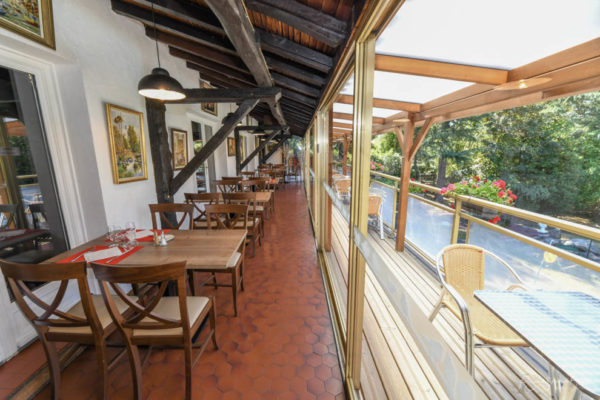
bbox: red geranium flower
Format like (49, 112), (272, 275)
(498, 191), (505, 198)
(488, 216), (501, 224)
(447, 183), (456, 191)
(474, 176), (480, 181)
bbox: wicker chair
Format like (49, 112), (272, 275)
(368, 195), (384, 240)
(429, 244), (528, 375)
(335, 179), (351, 200)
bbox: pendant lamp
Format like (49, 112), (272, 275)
(138, 2), (186, 101)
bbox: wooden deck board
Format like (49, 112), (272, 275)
(324, 206), (550, 399)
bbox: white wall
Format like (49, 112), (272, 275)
(0, 0), (242, 243)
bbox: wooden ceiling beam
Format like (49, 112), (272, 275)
(246, 0), (346, 47)
(332, 111), (385, 125)
(375, 54), (508, 85)
(146, 27), (248, 72)
(271, 72), (321, 98)
(167, 87), (281, 104)
(124, 0), (224, 35)
(333, 122), (353, 129)
(264, 56), (327, 87)
(336, 94), (422, 112)
(257, 29), (333, 73)
(169, 47), (256, 85)
(186, 62), (254, 88)
(205, 0), (286, 126)
(111, 0), (235, 54)
(282, 88), (317, 107)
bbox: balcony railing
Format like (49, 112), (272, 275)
(368, 170), (600, 298)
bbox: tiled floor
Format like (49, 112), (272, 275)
(32, 182), (345, 399)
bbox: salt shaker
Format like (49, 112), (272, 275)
(153, 231), (160, 246)
(159, 231), (168, 246)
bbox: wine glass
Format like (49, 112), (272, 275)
(124, 221), (136, 250)
(107, 225), (121, 247)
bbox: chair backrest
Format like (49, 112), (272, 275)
(221, 176), (242, 180)
(214, 179), (240, 193)
(149, 203), (194, 230)
(0, 204), (17, 230)
(205, 204), (248, 230)
(241, 171), (255, 178)
(91, 262), (190, 339)
(29, 203), (47, 229)
(440, 244), (485, 300)
(332, 174), (345, 180)
(368, 195), (382, 215)
(0, 261), (102, 334)
(184, 193), (220, 222)
(240, 179), (267, 192)
(222, 192), (257, 220)
(336, 179), (351, 194)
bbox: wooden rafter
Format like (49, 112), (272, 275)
(167, 87), (281, 104)
(205, 0), (286, 126)
(333, 122), (353, 129)
(246, 0), (347, 47)
(336, 94), (421, 112)
(264, 56), (327, 87)
(333, 112), (385, 125)
(375, 54), (508, 85)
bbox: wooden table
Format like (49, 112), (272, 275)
(47, 230), (246, 270)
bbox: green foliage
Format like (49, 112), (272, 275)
(127, 125), (140, 153)
(9, 136), (34, 176)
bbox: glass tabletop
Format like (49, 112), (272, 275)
(474, 290), (600, 398)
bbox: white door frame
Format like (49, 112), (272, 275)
(0, 41), (90, 362)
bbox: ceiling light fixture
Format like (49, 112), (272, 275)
(138, 2), (186, 101)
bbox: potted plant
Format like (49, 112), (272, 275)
(440, 177), (517, 224)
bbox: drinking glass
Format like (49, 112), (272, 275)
(107, 225), (121, 247)
(124, 221), (136, 250)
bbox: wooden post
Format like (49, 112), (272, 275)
(234, 129), (241, 175)
(146, 99), (174, 204)
(395, 114), (414, 251)
(342, 135), (348, 175)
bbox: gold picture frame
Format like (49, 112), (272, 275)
(200, 81), (218, 116)
(105, 104), (148, 184)
(227, 137), (236, 157)
(171, 128), (188, 170)
(0, 0), (55, 49)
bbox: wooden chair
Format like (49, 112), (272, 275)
(184, 193), (220, 229)
(0, 260), (131, 400)
(222, 192), (263, 250)
(221, 176), (242, 180)
(335, 179), (351, 200)
(204, 203), (247, 316)
(429, 244), (528, 375)
(214, 179), (241, 193)
(0, 204), (17, 230)
(149, 203), (194, 230)
(240, 171), (255, 179)
(91, 261), (217, 400)
(368, 195), (384, 240)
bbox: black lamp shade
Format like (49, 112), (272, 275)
(138, 67), (186, 100)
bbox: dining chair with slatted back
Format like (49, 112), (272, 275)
(149, 203), (194, 230)
(222, 192), (262, 255)
(241, 171), (255, 179)
(204, 204), (247, 316)
(184, 193), (220, 229)
(91, 261), (217, 400)
(335, 179), (351, 200)
(0, 260), (129, 400)
(368, 195), (384, 239)
(0, 204), (17, 230)
(214, 179), (241, 193)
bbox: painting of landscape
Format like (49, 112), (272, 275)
(106, 104), (147, 184)
(0, 0), (54, 48)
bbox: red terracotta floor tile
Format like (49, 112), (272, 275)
(30, 183), (345, 399)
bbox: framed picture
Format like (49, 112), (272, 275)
(105, 104), (148, 184)
(171, 128), (188, 170)
(227, 137), (236, 157)
(201, 81), (218, 116)
(240, 136), (246, 160)
(0, 0), (55, 49)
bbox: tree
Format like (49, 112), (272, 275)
(127, 125), (140, 154)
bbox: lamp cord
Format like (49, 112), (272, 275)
(151, 1), (161, 68)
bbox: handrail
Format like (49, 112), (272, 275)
(368, 171), (600, 241)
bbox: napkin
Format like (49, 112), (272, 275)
(135, 230), (154, 239)
(84, 247), (123, 262)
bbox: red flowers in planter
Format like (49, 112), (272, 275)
(488, 216), (501, 224)
(440, 176), (517, 207)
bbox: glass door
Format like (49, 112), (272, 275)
(0, 65), (70, 360)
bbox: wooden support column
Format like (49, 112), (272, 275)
(146, 99), (174, 204)
(169, 99), (259, 195)
(234, 129), (242, 175)
(342, 135), (349, 175)
(395, 117), (433, 251)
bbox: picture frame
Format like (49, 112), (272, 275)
(171, 128), (188, 170)
(0, 0), (55, 49)
(227, 137), (236, 157)
(200, 80), (218, 116)
(240, 136), (246, 160)
(105, 104), (148, 184)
